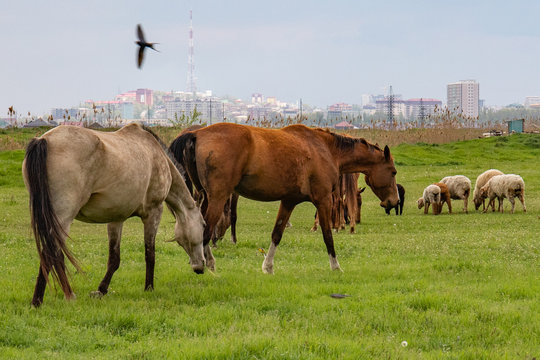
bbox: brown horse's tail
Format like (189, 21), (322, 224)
(169, 132), (204, 197)
(25, 138), (80, 292)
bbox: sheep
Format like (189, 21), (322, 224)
(473, 169), (504, 211)
(386, 183), (405, 215)
(479, 174), (526, 213)
(440, 175), (471, 213)
(417, 184), (441, 215)
(432, 182), (452, 214)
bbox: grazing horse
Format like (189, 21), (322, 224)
(23, 123), (205, 307)
(385, 183), (405, 215)
(170, 123), (399, 274)
(311, 174), (365, 233)
(180, 125), (239, 245)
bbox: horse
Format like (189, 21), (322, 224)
(385, 183), (405, 215)
(23, 123), (205, 307)
(310, 173), (365, 234)
(180, 125), (239, 246)
(169, 123), (399, 274)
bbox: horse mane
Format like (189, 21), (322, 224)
(142, 126), (187, 179)
(315, 128), (381, 152)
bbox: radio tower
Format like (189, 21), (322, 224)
(187, 9), (196, 98)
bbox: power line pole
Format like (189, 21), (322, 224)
(386, 85), (395, 125)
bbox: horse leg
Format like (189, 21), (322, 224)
(92, 222), (123, 297)
(142, 205), (163, 291)
(315, 198), (341, 271)
(31, 262), (49, 307)
(262, 201), (296, 274)
(230, 193), (239, 244)
(203, 196), (230, 271)
(32, 221), (74, 307)
(310, 210), (319, 232)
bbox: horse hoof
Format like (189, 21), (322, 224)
(66, 293), (77, 301)
(89, 291), (104, 299)
(262, 264), (274, 274)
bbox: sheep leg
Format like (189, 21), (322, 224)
(498, 197), (504, 213)
(519, 191), (526, 212)
(508, 195), (515, 214)
(424, 202), (429, 215)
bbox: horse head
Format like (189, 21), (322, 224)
(172, 204), (206, 274)
(364, 145), (399, 211)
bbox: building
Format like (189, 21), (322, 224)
(404, 98), (442, 120)
(375, 98), (406, 119)
(51, 107), (79, 121)
(166, 95), (223, 124)
(524, 96), (540, 108)
(447, 80), (480, 118)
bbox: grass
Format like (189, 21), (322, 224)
(0, 132), (539, 358)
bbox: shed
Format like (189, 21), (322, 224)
(507, 119), (524, 133)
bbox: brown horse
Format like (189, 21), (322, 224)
(180, 125), (239, 245)
(23, 124), (205, 307)
(310, 173), (365, 233)
(169, 123), (399, 273)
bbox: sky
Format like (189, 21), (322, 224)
(2, 0), (540, 116)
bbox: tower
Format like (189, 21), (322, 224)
(187, 10), (196, 98)
(385, 85), (395, 124)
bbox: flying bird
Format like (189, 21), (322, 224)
(135, 24), (159, 68)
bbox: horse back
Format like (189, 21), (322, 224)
(40, 124), (173, 222)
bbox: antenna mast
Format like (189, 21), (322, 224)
(187, 9), (196, 98)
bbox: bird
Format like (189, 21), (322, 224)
(135, 24), (159, 69)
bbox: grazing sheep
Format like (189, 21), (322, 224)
(432, 182), (452, 215)
(479, 174), (526, 213)
(440, 175), (471, 213)
(473, 169), (504, 211)
(417, 184), (441, 215)
(386, 183), (405, 215)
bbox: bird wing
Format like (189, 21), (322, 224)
(137, 46), (145, 68)
(137, 24), (146, 42)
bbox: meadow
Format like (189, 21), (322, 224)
(0, 129), (539, 359)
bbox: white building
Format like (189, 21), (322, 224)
(524, 96), (540, 108)
(447, 80), (480, 118)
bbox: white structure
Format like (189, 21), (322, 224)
(524, 96), (540, 108)
(447, 80), (480, 118)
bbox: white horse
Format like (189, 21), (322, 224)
(23, 123), (205, 307)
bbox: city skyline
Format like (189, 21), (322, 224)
(2, 1), (540, 115)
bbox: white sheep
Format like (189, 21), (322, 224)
(440, 175), (471, 213)
(473, 169), (504, 211)
(479, 174), (526, 214)
(417, 184), (441, 215)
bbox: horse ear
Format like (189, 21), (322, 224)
(384, 145), (391, 161)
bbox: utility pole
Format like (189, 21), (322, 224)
(418, 98), (427, 126)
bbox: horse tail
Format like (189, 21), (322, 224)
(25, 138), (80, 292)
(169, 132), (204, 196)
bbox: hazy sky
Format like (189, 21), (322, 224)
(2, 0), (540, 115)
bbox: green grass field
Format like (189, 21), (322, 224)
(0, 133), (539, 359)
